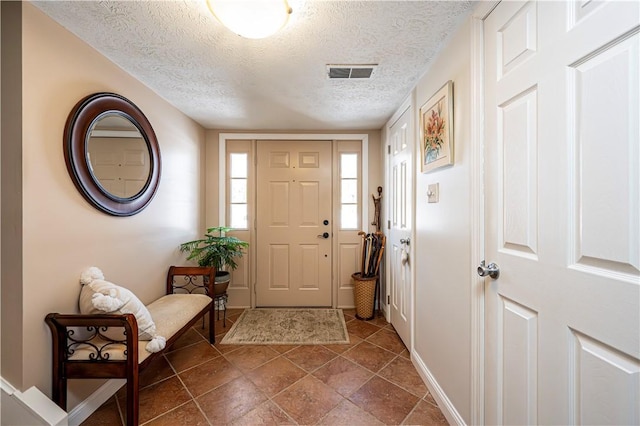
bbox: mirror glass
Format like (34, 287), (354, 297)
(87, 114), (151, 199)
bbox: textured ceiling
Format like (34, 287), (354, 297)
(34, 1), (475, 130)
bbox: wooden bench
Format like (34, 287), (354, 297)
(45, 266), (216, 425)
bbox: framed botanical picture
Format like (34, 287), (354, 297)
(420, 80), (454, 173)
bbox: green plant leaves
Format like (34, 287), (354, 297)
(179, 226), (249, 270)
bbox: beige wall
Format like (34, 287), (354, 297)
(412, 17), (473, 422)
(3, 3), (205, 408)
(382, 12), (474, 423)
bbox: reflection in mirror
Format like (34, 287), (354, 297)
(87, 114), (151, 199)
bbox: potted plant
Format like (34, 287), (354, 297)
(179, 226), (249, 295)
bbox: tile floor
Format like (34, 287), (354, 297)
(82, 309), (448, 425)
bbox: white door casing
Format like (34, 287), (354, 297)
(483, 1), (639, 424)
(217, 133), (369, 309)
(388, 105), (413, 348)
(256, 140), (333, 307)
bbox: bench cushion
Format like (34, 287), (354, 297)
(68, 294), (211, 364)
(147, 294), (211, 338)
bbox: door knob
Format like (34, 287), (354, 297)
(400, 238), (411, 246)
(477, 260), (500, 279)
(317, 232), (330, 239)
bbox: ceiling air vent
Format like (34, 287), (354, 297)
(327, 64), (377, 79)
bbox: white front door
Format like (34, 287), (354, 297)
(483, 1), (639, 424)
(256, 140), (333, 307)
(388, 106), (413, 348)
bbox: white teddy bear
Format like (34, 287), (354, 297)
(79, 267), (166, 353)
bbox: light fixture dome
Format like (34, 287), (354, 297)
(207, 0), (292, 39)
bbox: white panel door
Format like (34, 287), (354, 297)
(389, 106), (413, 348)
(256, 140), (332, 307)
(484, 1), (639, 424)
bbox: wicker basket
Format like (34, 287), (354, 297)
(352, 273), (378, 320)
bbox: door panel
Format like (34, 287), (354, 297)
(388, 106), (413, 348)
(572, 332), (640, 425)
(572, 34), (639, 274)
(256, 140), (332, 306)
(500, 87), (538, 257)
(268, 245), (289, 288)
(499, 297), (538, 426)
(484, 2), (640, 424)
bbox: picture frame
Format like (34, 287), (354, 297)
(419, 80), (454, 173)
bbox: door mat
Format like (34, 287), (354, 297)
(220, 308), (349, 345)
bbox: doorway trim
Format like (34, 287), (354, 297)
(383, 93), (414, 336)
(470, 2), (500, 425)
(218, 133), (369, 308)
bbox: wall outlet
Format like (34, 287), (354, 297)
(427, 183), (439, 203)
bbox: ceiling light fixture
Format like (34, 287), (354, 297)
(207, 0), (292, 39)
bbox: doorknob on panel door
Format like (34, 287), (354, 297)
(401, 251), (409, 266)
(477, 260), (500, 279)
(400, 238), (411, 246)
(317, 232), (330, 239)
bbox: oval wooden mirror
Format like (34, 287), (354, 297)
(64, 93), (161, 216)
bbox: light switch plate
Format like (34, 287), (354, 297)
(427, 183), (439, 203)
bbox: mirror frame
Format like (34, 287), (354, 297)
(64, 92), (161, 216)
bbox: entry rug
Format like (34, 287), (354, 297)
(220, 308), (350, 345)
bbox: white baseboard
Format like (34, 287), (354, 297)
(67, 379), (124, 426)
(380, 303), (389, 322)
(411, 354), (466, 426)
(1, 377), (68, 426)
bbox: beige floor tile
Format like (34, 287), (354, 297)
(128, 376), (191, 425)
(246, 356), (307, 397)
(144, 401), (208, 426)
(81, 396), (122, 426)
(196, 376), (267, 424)
(343, 341), (396, 373)
(318, 399), (384, 426)
(229, 400), (297, 425)
(272, 375), (344, 425)
(224, 345), (280, 372)
(346, 320), (381, 339)
(84, 309), (450, 426)
(179, 357), (243, 397)
(349, 376), (419, 425)
(312, 356), (372, 397)
(164, 340), (220, 373)
(366, 328), (407, 354)
(167, 327), (206, 352)
(402, 400), (449, 425)
(378, 356), (428, 398)
(284, 345), (337, 372)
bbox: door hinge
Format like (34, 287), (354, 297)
(387, 220), (391, 230)
(387, 145), (391, 154)
(387, 295), (390, 304)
